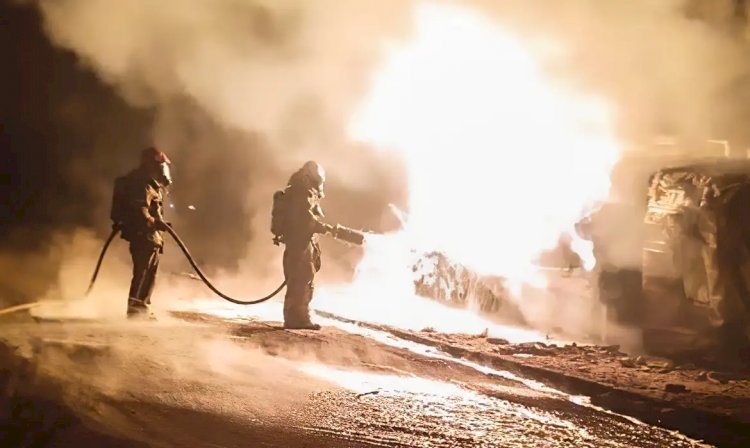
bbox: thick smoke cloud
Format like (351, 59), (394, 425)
(34, 0), (412, 285)
(36, 0), (409, 137)
(468, 0), (750, 271)
(474, 0), (750, 146)
(4, 0), (750, 320)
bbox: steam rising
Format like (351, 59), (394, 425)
(9, 0), (414, 308)
(36, 0), (411, 149)
(5, 0), (750, 343)
(32, 0), (750, 263)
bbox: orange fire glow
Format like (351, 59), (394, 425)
(350, 2), (620, 281)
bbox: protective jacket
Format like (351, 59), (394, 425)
(281, 170), (331, 327)
(111, 168), (166, 248)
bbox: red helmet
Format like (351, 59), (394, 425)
(140, 146), (171, 166)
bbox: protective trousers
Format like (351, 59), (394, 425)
(128, 240), (161, 316)
(283, 242), (319, 326)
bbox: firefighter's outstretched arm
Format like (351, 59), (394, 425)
(301, 188), (364, 245)
(309, 210), (335, 234)
(306, 208), (363, 245)
(309, 210), (334, 235)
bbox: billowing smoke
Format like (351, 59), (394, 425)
(33, 0), (415, 284)
(0, 0), (414, 310)
(4, 0), (750, 344)
(477, 0), (750, 275)
(475, 0), (750, 144)
(339, 0), (750, 340)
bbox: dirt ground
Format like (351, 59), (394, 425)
(315, 310), (750, 447)
(0, 304), (743, 447)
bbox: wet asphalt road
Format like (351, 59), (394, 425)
(0, 312), (709, 448)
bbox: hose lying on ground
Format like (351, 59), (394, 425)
(86, 227), (120, 296)
(0, 302), (43, 317)
(163, 225), (286, 305)
(0, 226), (286, 317)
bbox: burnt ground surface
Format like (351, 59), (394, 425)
(0, 306), (745, 447)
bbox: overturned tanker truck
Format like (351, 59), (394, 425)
(579, 158), (750, 357)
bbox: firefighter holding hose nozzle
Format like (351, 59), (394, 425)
(272, 161), (364, 330)
(110, 147), (173, 319)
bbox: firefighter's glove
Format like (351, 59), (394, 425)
(331, 224), (365, 246)
(153, 219), (170, 232)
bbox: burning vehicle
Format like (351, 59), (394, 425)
(412, 149), (750, 358)
(412, 251), (514, 316)
(580, 158), (750, 357)
(410, 247), (589, 335)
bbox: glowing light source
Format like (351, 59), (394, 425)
(350, 2), (619, 282)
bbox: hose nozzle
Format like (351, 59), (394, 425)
(332, 224), (365, 246)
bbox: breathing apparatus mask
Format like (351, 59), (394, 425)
(155, 161), (172, 187)
(141, 147), (172, 187)
(302, 160), (325, 198)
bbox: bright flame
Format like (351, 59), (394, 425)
(350, 2), (620, 280)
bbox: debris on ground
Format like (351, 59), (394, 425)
(351, 320), (750, 432)
(664, 383), (688, 394)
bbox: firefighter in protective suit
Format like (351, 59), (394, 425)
(110, 147), (172, 318)
(281, 161), (337, 330)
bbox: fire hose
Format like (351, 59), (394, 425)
(87, 226), (287, 306)
(164, 225), (287, 305)
(164, 223), (365, 304)
(0, 223), (365, 317)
